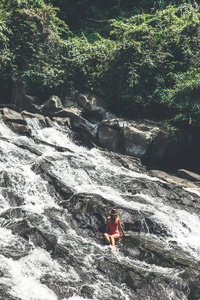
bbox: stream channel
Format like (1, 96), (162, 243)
(0, 117), (200, 300)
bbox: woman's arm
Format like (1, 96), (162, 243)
(119, 218), (128, 236)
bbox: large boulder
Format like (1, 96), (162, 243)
(98, 119), (169, 158)
(55, 108), (98, 142)
(150, 170), (199, 188)
(76, 93), (115, 122)
(98, 124), (121, 152)
(0, 208), (58, 252)
(0, 107), (29, 134)
(38, 95), (63, 116)
(1, 107), (26, 124)
(122, 122), (158, 156)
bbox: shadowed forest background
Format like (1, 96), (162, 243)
(1, 0), (200, 136)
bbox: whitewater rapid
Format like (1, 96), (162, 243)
(0, 118), (199, 299)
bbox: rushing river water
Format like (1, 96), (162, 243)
(0, 118), (200, 300)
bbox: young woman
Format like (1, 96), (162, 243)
(104, 208), (128, 247)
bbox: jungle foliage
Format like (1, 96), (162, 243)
(0, 0), (200, 126)
(0, 0), (70, 98)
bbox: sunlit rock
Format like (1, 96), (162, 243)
(21, 110), (47, 126)
(150, 170), (199, 188)
(178, 169), (200, 182)
(98, 119), (169, 158)
(1, 107), (26, 124)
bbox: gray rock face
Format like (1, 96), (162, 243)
(6, 91), (171, 163)
(123, 123), (156, 156)
(55, 108), (98, 142)
(98, 124), (121, 152)
(1, 105), (200, 191)
(98, 119), (169, 158)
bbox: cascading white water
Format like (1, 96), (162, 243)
(0, 118), (199, 300)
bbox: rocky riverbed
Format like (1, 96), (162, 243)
(0, 109), (200, 300)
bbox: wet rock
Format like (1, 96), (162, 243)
(59, 193), (108, 238)
(125, 270), (145, 290)
(16, 141), (43, 156)
(0, 174), (25, 206)
(182, 269), (200, 300)
(0, 170), (13, 187)
(55, 108), (98, 142)
(96, 257), (185, 299)
(98, 119), (169, 159)
(100, 152), (144, 179)
(150, 170), (199, 188)
(32, 161), (74, 200)
(135, 276), (189, 300)
(80, 285), (95, 298)
(40, 274), (75, 299)
(71, 115), (98, 141)
(1, 107), (26, 124)
(0, 208), (58, 252)
(21, 110), (47, 126)
(0, 208), (26, 219)
(97, 259), (127, 283)
(0, 285), (21, 300)
(6, 122), (29, 135)
(98, 124), (121, 152)
(120, 233), (199, 270)
(3, 218), (32, 236)
(0, 237), (32, 259)
(178, 169), (200, 182)
(25, 227), (57, 251)
(132, 217), (168, 236)
(52, 243), (70, 259)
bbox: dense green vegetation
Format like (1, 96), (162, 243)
(0, 0), (200, 126)
(0, 0), (70, 99)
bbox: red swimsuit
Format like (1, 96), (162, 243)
(108, 221), (121, 236)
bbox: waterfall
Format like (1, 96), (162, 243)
(0, 118), (199, 300)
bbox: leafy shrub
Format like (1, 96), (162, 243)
(0, 0), (70, 98)
(1, 0), (200, 127)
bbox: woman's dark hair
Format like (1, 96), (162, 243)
(110, 208), (118, 216)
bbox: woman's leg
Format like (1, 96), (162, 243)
(104, 233), (111, 244)
(110, 233), (121, 247)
